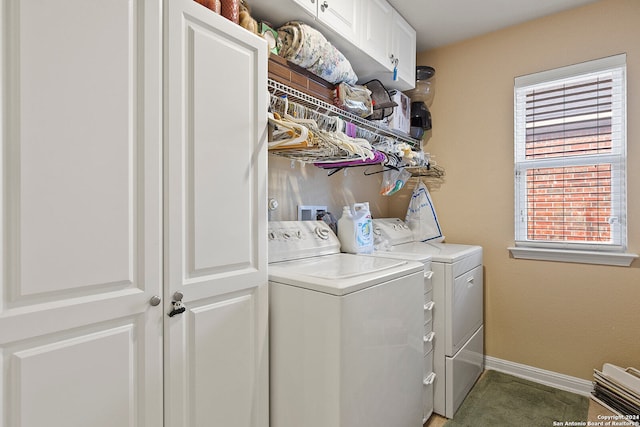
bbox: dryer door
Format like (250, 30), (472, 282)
(446, 265), (483, 356)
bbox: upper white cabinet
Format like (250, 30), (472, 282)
(360, 0), (393, 67)
(251, 0), (416, 90)
(293, 0), (359, 43)
(358, 0), (416, 90)
(252, 0), (359, 44)
(390, 9), (417, 88)
(293, 0), (317, 16)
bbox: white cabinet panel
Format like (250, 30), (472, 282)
(189, 290), (265, 427)
(288, 0), (359, 43)
(14, 0), (134, 295)
(316, 0), (359, 43)
(8, 324), (139, 427)
(188, 24), (255, 274)
(252, 0), (359, 45)
(391, 10), (416, 89)
(358, 4), (416, 90)
(360, 0), (393, 69)
(165, 2), (268, 427)
(2, 1), (267, 425)
(292, 0), (316, 16)
(1, 1), (163, 426)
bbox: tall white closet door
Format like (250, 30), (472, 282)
(164, 2), (268, 427)
(0, 1), (163, 427)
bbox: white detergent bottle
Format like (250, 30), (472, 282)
(338, 203), (374, 254)
(352, 202), (374, 254)
(337, 206), (356, 253)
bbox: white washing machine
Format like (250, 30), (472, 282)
(268, 221), (425, 427)
(373, 218), (484, 419)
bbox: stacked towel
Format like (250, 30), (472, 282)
(277, 21), (358, 85)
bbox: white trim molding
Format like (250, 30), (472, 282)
(508, 246), (638, 267)
(484, 356), (593, 396)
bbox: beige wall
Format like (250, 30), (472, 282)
(267, 155), (389, 221)
(391, 0), (639, 380)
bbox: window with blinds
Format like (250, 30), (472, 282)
(514, 54), (627, 252)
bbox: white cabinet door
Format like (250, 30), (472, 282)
(291, 0), (359, 43)
(317, 0), (359, 43)
(351, 2), (416, 90)
(391, 10), (416, 89)
(360, 0), (393, 69)
(165, 2), (269, 427)
(292, 0), (317, 17)
(0, 1), (163, 426)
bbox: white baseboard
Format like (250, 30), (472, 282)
(484, 356), (593, 396)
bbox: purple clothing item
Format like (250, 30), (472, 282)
(345, 122), (357, 138)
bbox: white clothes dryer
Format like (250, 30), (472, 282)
(268, 221), (424, 427)
(373, 218), (484, 419)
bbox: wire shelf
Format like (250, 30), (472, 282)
(268, 79), (422, 148)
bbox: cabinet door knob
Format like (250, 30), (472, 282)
(321, 1), (329, 12)
(149, 295), (161, 306)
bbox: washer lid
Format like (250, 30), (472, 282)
(393, 241), (482, 263)
(269, 253), (423, 296)
(369, 246), (432, 264)
(370, 246), (431, 271)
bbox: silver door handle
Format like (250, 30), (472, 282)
(150, 295), (161, 306)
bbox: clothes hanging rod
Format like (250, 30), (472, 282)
(267, 79), (421, 148)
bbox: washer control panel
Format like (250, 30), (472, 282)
(268, 221), (341, 263)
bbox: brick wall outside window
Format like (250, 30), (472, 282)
(526, 164), (611, 242)
(525, 128), (613, 243)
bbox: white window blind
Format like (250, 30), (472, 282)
(514, 54), (627, 253)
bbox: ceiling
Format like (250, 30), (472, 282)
(387, 0), (601, 52)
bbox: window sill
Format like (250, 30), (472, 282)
(508, 246), (638, 267)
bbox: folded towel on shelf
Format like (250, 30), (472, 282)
(277, 21), (358, 85)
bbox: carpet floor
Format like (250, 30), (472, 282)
(442, 370), (589, 427)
